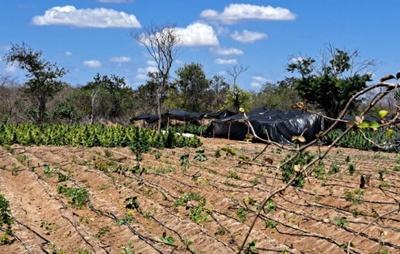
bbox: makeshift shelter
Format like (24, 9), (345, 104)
(203, 107), (328, 145)
(203, 109), (236, 119)
(130, 109), (205, 127)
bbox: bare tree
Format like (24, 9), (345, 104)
(226, 64), (248, 86)
(131, 23), (181, 133)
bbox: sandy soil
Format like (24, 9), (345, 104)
(0, 137), (399, 254)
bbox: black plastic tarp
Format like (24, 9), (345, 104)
(131, 109), (205, 124)
(165, 109), (205, 122)
(204, 109), (236, 119)
(204, 108), (328, 145)
(130, 113), (160, 124)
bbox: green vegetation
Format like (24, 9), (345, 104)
(57, 185), (89, 209)
(160, 232), (175, 246)
(0, 194), (13, 245)
(0, 123), (202, 149)
(328, 129), (400, 152)
(280, 151), (315, 188)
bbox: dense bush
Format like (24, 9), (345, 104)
(0, 123), (202, 149)
(328, 128), (400, 152)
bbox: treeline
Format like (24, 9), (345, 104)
(0, 62), (300, 125)
(0, 43), (396, 125)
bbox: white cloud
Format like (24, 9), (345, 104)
(251, 76), (268, 88)
(136, 65), (158, 80)
(200, 4), (296, 24)
(110, 56), (131, 63)
(31, 5), (141, 28)
(65, 51), (72, 56)
(215, 58), (237, 65)
(231, 30), (267, 43)
(138, 22), (218, 48)
(5, 64), (16, 73)
(83, 60), (102, 68)
(210, 47), (243, 56)
(175, 22), (219, 46)
(147, 60), (157, 66)
(291, 57), (304, 63)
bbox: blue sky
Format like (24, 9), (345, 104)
(1, 0), (399, 91)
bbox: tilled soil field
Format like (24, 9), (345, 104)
(0, 137), (399, 254)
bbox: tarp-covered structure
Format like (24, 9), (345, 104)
(131, 109), (206, 125)
(203, 107), (328, 145)
(131, 109), (235, 125)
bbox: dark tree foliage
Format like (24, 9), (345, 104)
(208, 75), (230, 112)
(81, 73), (133, 122)
(287, 48), (373, 118)
(174, 63), (210, 112)
(256, 78), (300, 111)
(3, 43), (68, 124)
(135, 72), (163, 114)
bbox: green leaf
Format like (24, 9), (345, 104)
(378, 110), (389, 119)
(358, 121), (370, 129)
(368, 121), (380, 131)
(386, 129), (394, 137)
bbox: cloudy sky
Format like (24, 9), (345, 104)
(1, 0), (399, 90)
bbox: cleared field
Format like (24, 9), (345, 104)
(0, 137), (399, 253)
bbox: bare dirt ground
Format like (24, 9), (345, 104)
(0, 137), (399, 254)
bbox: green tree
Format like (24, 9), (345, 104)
(255, 78), (300, 111)
(3, 43), (68, 124)
(224, 84), (253, 113)
(135, 73), (162, 114)
(287, 46), (373, 118)
(174, 63), (210, 112)
(208, 75), (230, 112)
(81, 73), (132, 123)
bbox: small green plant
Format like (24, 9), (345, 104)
(125, 196), (140, 210)
(214, 149), (221, 158)
(189, 206), (210, 224)
(121, 240), (135, 254)
(348, 163), (356, 175)
(263, 199), (277, 214)
(0, 194), (13, 234)
(344, 189), (364, 205)
(104, 149), (113, 158)
(221, 146), (237, 156)
(77, 248), (91, 254)
(43, 164), (53, 175)
(378, 169), (386, 181)
(40, 221), (60, 234)
(183, 236), (193, 248)
(0, 232), (13, 245)
(281, 151), (315, 188)
(96, 226), (111, 239)
(393, 166), (400, 171)
(194, 149), (207, 161)
(57, 185), (89, 209)
(236, 207), (247, 222)
(328, 162), (340, 174)
(264, 218), (278, 229)
(44, 241), (64, 254)
(57, 172), (69, 182)
(180, 154), (190, 167)
(174, 191), (205, 207)
(227, 170), (240, 180)
(333, 216), (347, 227)
(2, 144), (13, 153)
(153, 150), (162, 160)
(244, 239), (258, 254)
(160, 232), (175, 246)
